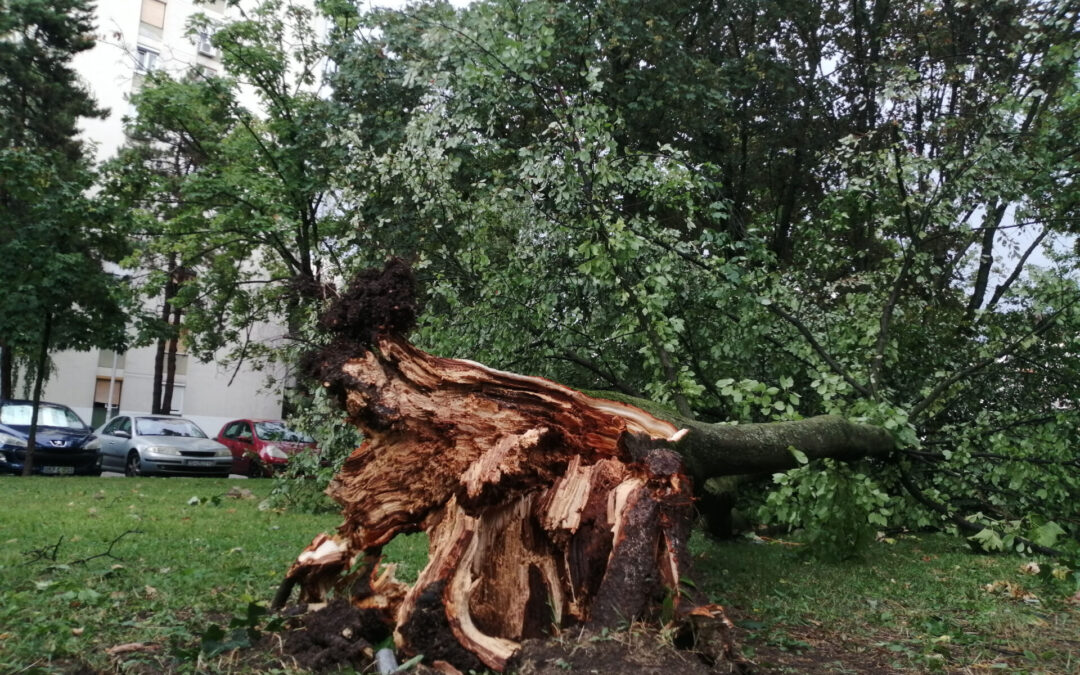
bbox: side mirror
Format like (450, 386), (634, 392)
(114, 430), (131, 439)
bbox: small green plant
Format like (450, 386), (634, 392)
(759, 456), (890, 560)
(198, 601), (283, 658)
(267, 386), (361, 514)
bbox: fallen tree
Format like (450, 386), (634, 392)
(278, 260), (897, 672)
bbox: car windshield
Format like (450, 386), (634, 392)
(135, 418), (207, 438)
(254, 421), (313, 443)
(0, 403), (87, 430)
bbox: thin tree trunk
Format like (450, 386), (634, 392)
(152, 260), (178, 415)
(22, 312), (52, 477)
(0, 339), (12, 400)
(151, 337), (165, 415)
(160, 303), (182, 415)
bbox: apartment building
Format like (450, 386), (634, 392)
(37, 0), (311, 435)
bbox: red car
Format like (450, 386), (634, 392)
(216, 419), (316, 477)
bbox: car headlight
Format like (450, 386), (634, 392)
(0, 432), (27, 448)
(215, 447), (231, 457)
(147, 446), (181, 456)
(84, 437), (101, 451)
(263, 445), (288, 460)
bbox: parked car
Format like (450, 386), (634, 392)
(216, 419), (317, 477)
(97, 415), (232, 477)
(0, 400), (102, 475)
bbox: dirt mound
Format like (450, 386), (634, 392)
(93, 601), (899, 673)
(507, 630), (724, 674)
(281, 598), (391, 671)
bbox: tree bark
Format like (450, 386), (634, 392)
(22, 312), (52, 476)
(160, 301), (182, 415)
(279, 260), (894, 671)
(285, 334), (728, 670)
(0, 339), (12, 400)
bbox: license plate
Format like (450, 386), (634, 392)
(187, 460), (215, 467)
(41, 465), (74, 475)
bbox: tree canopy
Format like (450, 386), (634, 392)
(321, 0), (1080, 555)
(102, 0), (417, 369)
(111, 0), (1080, 558)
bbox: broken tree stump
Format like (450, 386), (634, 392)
(281, 260), (736, 671)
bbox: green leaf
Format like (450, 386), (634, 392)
(1030, 521), (1065, 548)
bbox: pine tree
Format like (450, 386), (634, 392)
(0, 0), (132, 473)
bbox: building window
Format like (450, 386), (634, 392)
(172, 352), (189, 376)
(140, 0), (166, 28)
(97, 349), (126, 370)
(136, 46), (159, 73)
(92, 377), (123, 429)
(165, 384), (185, 416)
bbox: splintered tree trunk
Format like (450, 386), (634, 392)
(285, 335), (729, 671)
(280, 260), (894, 671)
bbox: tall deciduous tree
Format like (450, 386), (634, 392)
(101, 0), (418, 385)
(333, 0), (1080, 555)
(0, 0), (132, 473)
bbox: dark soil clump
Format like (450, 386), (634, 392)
(317, 257), (418, 345)
(507, 630), (722, 674)
(281, 598), (388, 671)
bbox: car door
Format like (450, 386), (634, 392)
(99, 416), (132, 471)
(218, 421), (248, 471)
(232, 421), (257, 471)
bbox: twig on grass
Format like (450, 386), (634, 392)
(22, 530), (143, 566)
(69, 530), (143, 565)
(22, 536), (64, 564)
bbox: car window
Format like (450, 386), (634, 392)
(254, 421), (313, 443)
(238, 423), (253, 441)
(103, 416), (126, 434)
(135, 418), (208, 438)
(119, 417), (131, 434)
(0, 403), (88, 430)
(222, 422), (239, 439)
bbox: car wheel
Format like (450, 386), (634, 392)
(125, 452), (142, 477)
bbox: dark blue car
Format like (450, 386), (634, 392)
(0, 400), (102, 475)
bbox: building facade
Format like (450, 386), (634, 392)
(35, 0), (308, 436)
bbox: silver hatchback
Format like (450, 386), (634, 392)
(97, 415), (232, 477)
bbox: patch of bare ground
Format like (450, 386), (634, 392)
(723, 607), (901, 674)
(74, 600), (1009, 674)
(506, 628), (724, 675)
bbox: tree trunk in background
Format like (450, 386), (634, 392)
(152, 260), (182, 415)
(160, 302), (182, 415)
(1, 339), (12, 400)
(150, 278), (172, 415)
(21, 312), (52, 476)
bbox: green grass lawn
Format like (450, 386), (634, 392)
(0, 476), (348, 673)
(692, 531), (1080, 672)
(1, 476), (1077, 673)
